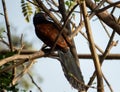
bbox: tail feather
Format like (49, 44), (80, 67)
(58, 50), (86, 92)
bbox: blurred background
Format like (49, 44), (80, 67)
(0, 0), (120, 92)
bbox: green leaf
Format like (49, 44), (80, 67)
(0, 51), (16, 60)
(32, 0), (41, 13)
(21, 0), (33, 22)
(65, 1), (70, 6)
(65, 0), (76, 11)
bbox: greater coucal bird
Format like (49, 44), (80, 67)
(33, 12), (85, 92)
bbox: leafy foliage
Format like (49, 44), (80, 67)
(21, 0), (33, 22)
(0, 25), (33, 91)
(32, 0), (41, 13)
(0, 49), (17, 91)
(0, 68), (18, 91)
(21, 0), (41, 22)
(0, 63), (14, 91)
(65, 0), (76, 11)
(0, 52), (16, 60)
(11, 35), (32, 49)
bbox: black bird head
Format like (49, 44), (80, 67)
(33, 12), (52, 25)
(33, 12), (46, 25)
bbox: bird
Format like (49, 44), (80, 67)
(33, 12), (69, 52)
(33, 12), (85, 92)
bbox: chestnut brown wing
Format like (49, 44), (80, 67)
(35, 23), (69, 52)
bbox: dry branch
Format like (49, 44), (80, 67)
(80, 1), (104, 92)
(0, 51), (45, 67)
(2, 0), (13, 51)
(86, 0), (120, 35)
(28, 72), (42, 92)
(96, 1), (120, 13)
(0, 50), (120, 60)
(106, 0), (120, 8)
(86, 31), (116, 91)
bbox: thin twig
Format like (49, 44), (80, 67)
(51, 4), (78, 52)
(102, 74), (114, 92)
(70, 0), (106, 39)
(0, 38), (9, 47)
(2, 0), (13, 51)
(28, 72), (42, 92)
(106, 0), (120, 8)
(35, 0), (72, 46)
(86, 0), (120, 35)
(51, 0), (58, 7)
(12, 59), (35, 85)
(96, 1), (120, 13)
(69, 0), (106, 54)
(86, 2), (120, 87)
(86, 31), (116, 91)
(99, 20), (111, 38)
(2, 0), (16, 86)
(77, 30), (104, 54)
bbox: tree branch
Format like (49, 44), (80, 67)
(80, 1), (104, 92)
(2, 0), (13, 51)
(28, 72), (42, 92)
(0, 50), (45, 67)
(106, 0), (120, 8)
(86, 30), (116, 91)
(96, 1), (120, 13)
(0, 50), (120, 60)
(70, 0), (106, 39)
(86, 0), (120, 35)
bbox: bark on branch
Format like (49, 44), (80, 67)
(0, 51), (45, 67)
(80, 1), (104, 92)
(0, 50), (120, 60)
(86, 0), (120, 35)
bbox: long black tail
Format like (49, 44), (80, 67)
(58, 50), (86, 92)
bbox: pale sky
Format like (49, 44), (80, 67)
(0, 0), (120, 92)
